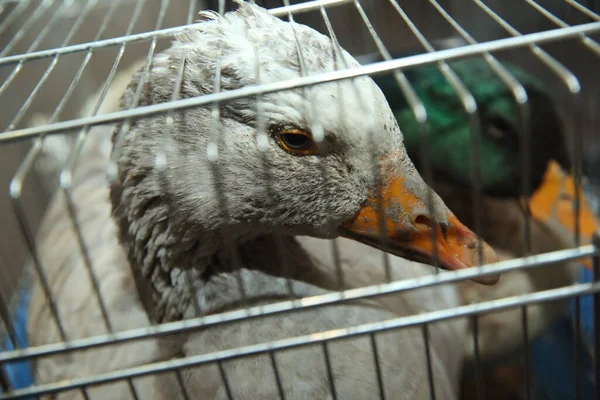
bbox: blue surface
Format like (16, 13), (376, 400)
(1, 282), (33, 394)
(530, 265), (596, 400)
(571, 267), (596, 356)
(530, 316), (594, 400)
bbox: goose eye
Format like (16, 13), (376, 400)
(276, 129), (318, 155)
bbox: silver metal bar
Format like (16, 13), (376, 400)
(269, 0), (351, 16)
(471, 316), (484, 400)
(521, 305), (531, 400)
(0, 284), (17, 349)
(191, 0), (252, 310)
(269, 350), (286, 400)
(153, 0), (202, 394)
(565, 0), (600, 20)
(0, 0), (32, 38)
(9, 148), (68, 341)
(0, 0), (53, 57)
(0, 0), (73, 110)
(254, 3), (296, 297)
(427, 0), (534, 254)
(322, 341), (337, 400)
(4, 280), (599, 400)
(174, 367), (191, 400)
(107, 0), (158, 172)
(217, 361), (234, 400)
(319, 3), (392, 282)
(593, 232), (600, 400)
(81, 387), (91, 400)
(0, 0), (351, 67)
(0, 366), (11, 392)
(59, 0), (149, 333)
(524, 0), (600, 249)
(204, 43), (250, 307)
(354, 0), (441, 277)
(312, 7), (347, 291)
(572, 97), (584, 245)
(369, 333), (386, 400)
(425, 2), (535, 388)
(4, 20), (596, 144)
(282, 1), (339, 293)
(527, 0), (600, 56)
(422, 324), (436, 400)
(0, 245), (594, 365)
(355, 0), (439, 278)
(4, 0), (100, 133)
(1, 2), (597, 399)
(574, 296), (581, 400)
(0, 65), (21, 101)
(6, 0), (123, 350)
(5, 1), (94, 131)
(426, 6), (540, 396)
(474, 0), (580, 94)
(57, 1), (159, 398)
(389, 0), (485, 268)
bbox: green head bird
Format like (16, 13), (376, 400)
(368, 51), (600, 272)
(370, 56), (572, 198)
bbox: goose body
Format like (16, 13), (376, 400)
(17, 3), (500, 399)
(27, 128), (467, 400)
(27, 147), (466, 399)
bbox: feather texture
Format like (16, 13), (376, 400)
(25, 3), (475, 399)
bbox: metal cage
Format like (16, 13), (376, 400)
(1, 0), (600, 399)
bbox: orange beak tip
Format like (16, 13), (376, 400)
(448, 242), (501, 286)
(340, 172), (502, 286)
(441, 216), (501, 285)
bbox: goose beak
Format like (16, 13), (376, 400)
(340, 176), (500, 285)
(528, 160), (599, 270)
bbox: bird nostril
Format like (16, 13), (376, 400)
(414, 214), (434, 230)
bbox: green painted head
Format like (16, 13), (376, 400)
(372, 57), (571, 198)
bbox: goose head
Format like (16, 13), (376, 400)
(109, 1), (499, 319)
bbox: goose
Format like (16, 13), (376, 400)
(368, 52), (600, 397)
(5, 2), (501, 400)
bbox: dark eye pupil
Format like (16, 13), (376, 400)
(485, 117), (515, 139)
(282, 133), (310, 149)
(490, 118), (511, 132)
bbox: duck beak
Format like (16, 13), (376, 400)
(340, 175), (500, 285)
(527, 160), (599, 269)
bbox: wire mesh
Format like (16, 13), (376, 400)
(0, 0), (599, 399)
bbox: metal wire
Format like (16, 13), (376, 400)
(593, 232), (600, 400)
(521, 305), (531, 400)
(0, 20), (599, 144)
(470, 315), (484, 400)
(352, 0), (440, 280)
(0, 246), (595, 365)
(422, 324), (436, 400)
(4, 281), (600, 400)
(318, 3), (393, 282)
(1, 1), (600, 399)
(369, 333), (386, 400)
(574, 295), (582, 400)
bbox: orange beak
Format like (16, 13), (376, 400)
(528, 160), (599, 269)
(340, 175), (500, 285)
